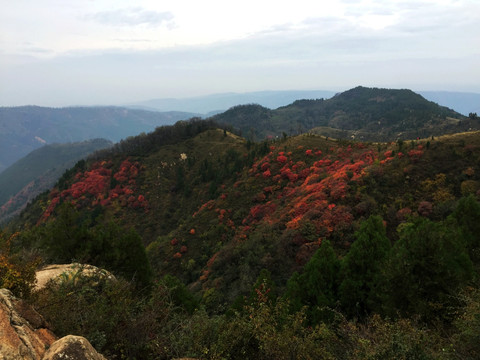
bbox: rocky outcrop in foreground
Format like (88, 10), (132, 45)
(0, 288), (105, 360)
(42, 335), (106, 360)
(35, 263), (116, 291)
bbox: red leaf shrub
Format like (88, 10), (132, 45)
(277, 155), (287, 164)
(418, 201), (433, 217)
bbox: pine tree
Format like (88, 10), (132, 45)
(382, 218), (473, 321)
(285, 239), (340, 324)
(338, 215), (390, 318)
(449, 195), (480, 264)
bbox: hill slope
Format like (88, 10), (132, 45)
(0, 106), (196, 173)
(4, 118), (480, 359)
(212, 86), (477, 141)
(11, 119), (480, 304)
(0, 139), (112, 223)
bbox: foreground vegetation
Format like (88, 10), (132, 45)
(1, 117), (480, 358)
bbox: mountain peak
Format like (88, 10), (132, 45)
(211, 86), (474, 141)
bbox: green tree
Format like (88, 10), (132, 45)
(89, 222), (152, 290)
(449, 195), (480, 265)
(382, 218), (473, 322)
(37, 203), (91, 263)
(158, 274), (199, 314)
(451, 285), (480, 359)
(286, 239), (340, 324)
(176, 165), (185, 192)
(338, 215), (391, 318)
(25, 204), (152, 290)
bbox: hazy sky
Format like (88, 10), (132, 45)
(1, 0), (479, 106)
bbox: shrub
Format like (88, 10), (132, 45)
(0, 232), (39, 298)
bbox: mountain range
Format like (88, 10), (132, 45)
(128, 89), (480, 116)
(2, 87), (478, 175)
(2, 86), (479, 225)
(2, 86), (480, 358)
(212, 87), (478, 141)
(0, 106), (197, 173)
(128, 89), (338, 114)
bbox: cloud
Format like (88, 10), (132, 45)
(113, 38), (154, 43)
(84, 7), (175, 28)
(1, 40), (478, 108)
(21, 46), (54, 54)
(1, 0), (479, 106)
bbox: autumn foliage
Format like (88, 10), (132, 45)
(192, 141), (382, 271)
(4, 121), (480, 360)
(41, 159), (148, 221)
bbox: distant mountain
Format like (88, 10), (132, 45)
(211, 86), (478, 141)
(130, 89), (480, 118)
(129, 90), (337, 114)
(0, 138), (112, 223)
(0, 106), (197, 173)
(419, 91), (480, 116)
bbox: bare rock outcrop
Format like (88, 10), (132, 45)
(42, 335), (106, 360)
(0, 288), (105, 360)
(35, 263), (116, 291)
(0, 288), (56, 359)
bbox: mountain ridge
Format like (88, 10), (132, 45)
(128, 89), (337, 114)
(211, 86), (477, 141)
(3, 87), (478, 174)
(127, 88), (480, 116)
(0, 106), (197, 173)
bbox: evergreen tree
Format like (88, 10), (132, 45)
(38, 203), (91, 263)
(285, 239), (340, 324)
(91, 222), (153, 290)
(449, 195), (480, 265)
(338, 215), (391, 318)
(301, 239), (339, 309)
(382, 218), (473, 322)
(26, 204), (152, 290)
(285, 271), (303, 312)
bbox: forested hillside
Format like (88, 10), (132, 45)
(212, 86), (478, 141)
(1, 98), (480, 358)
(0, 138), (112, 224)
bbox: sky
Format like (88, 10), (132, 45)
(1, 0), (479, 107)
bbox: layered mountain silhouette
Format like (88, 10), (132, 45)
(0, 106), (196, 173)
(3, 87), (480, 359)
(211, 86), (478, 141)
